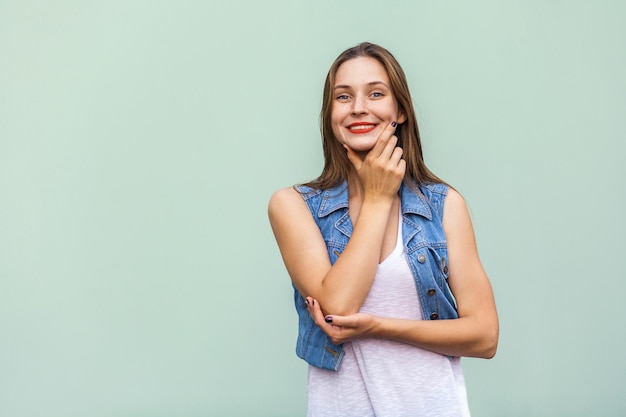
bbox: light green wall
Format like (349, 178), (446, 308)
(1, 1), (624, 416)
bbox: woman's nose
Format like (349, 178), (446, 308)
(351, 96), (368, 115)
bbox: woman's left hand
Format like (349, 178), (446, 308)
(306, 296), (376, 345)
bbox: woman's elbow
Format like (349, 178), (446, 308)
(480, 341), (498, 359)
(322, 303), (361, 317)
(317, 290), (362, 316)
(478, 324), (499, 359)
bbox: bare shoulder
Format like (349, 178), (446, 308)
(268, 186), (306, 219)
(443, 188), (469, 220)
(444, 187), (466, 209)
(268, 186), (318, 237)
(442, 187), (475, 240)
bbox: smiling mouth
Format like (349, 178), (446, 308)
(347, 123), (377, 133)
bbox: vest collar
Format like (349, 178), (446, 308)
(317, 181), (433, 220)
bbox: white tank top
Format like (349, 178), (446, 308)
(307, 211), (471, 417)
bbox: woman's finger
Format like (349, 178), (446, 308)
(389, 144), (404, 166)
(376, 134), (400, 162)
(324, 314), (356, 328)
(307, 297), (326, 326)
(369, 121), (398, 157)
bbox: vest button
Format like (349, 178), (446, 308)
(427, 288), (436, 296)
(417, 254), (426, 263)
(443, 265), (449, 274)
(430, 313), (439, 320)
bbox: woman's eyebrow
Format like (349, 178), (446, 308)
(333, 81), (389, 90)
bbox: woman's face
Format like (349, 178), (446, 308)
(331, 56), (406, 154)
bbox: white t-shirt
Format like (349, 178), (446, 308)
(307, 215), (471, 417)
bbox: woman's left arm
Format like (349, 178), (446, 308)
(306, 188), (499, 359)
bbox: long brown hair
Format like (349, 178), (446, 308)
(304, 42), (446, 190)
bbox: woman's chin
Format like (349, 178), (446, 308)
(345, 138), (377, 153)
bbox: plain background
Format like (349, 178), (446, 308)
(1, 0), (625, 416)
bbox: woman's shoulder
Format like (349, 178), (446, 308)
(269, 186), (301, 209)
(441, 187), (470, 230)
(268, 187), (309, 230)
(268, 185), (322, 215)
(443, 186), (464, 203)
(267, 186), (327, 242)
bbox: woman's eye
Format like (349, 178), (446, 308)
(336, 94), (350, 101)
(371, 92), (383, 98)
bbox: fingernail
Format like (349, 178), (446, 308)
(312, 299), (315, 306)
(305, 299), (309, 307)
(391, 121), (397, 127)
(324, 316), (333, 323)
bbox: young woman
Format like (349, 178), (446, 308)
(268, 42), (498, 417)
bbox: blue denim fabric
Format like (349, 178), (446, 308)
(292, 181), (459, 371)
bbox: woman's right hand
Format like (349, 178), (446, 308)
(306, 297), (376, 345)
(344, 121), (406, 201)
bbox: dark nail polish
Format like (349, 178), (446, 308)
(391, 121), (397, 127)
(305, 299), (309, 307)
(325, 316), (333, 323)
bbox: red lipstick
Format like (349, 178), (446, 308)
(346, 122), (377, 134)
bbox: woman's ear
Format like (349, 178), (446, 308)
(398, 110), (407, 124)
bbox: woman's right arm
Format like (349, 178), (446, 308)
(268, 123), (404, 316)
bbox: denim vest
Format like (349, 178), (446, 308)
(292, 181), (459, 371)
